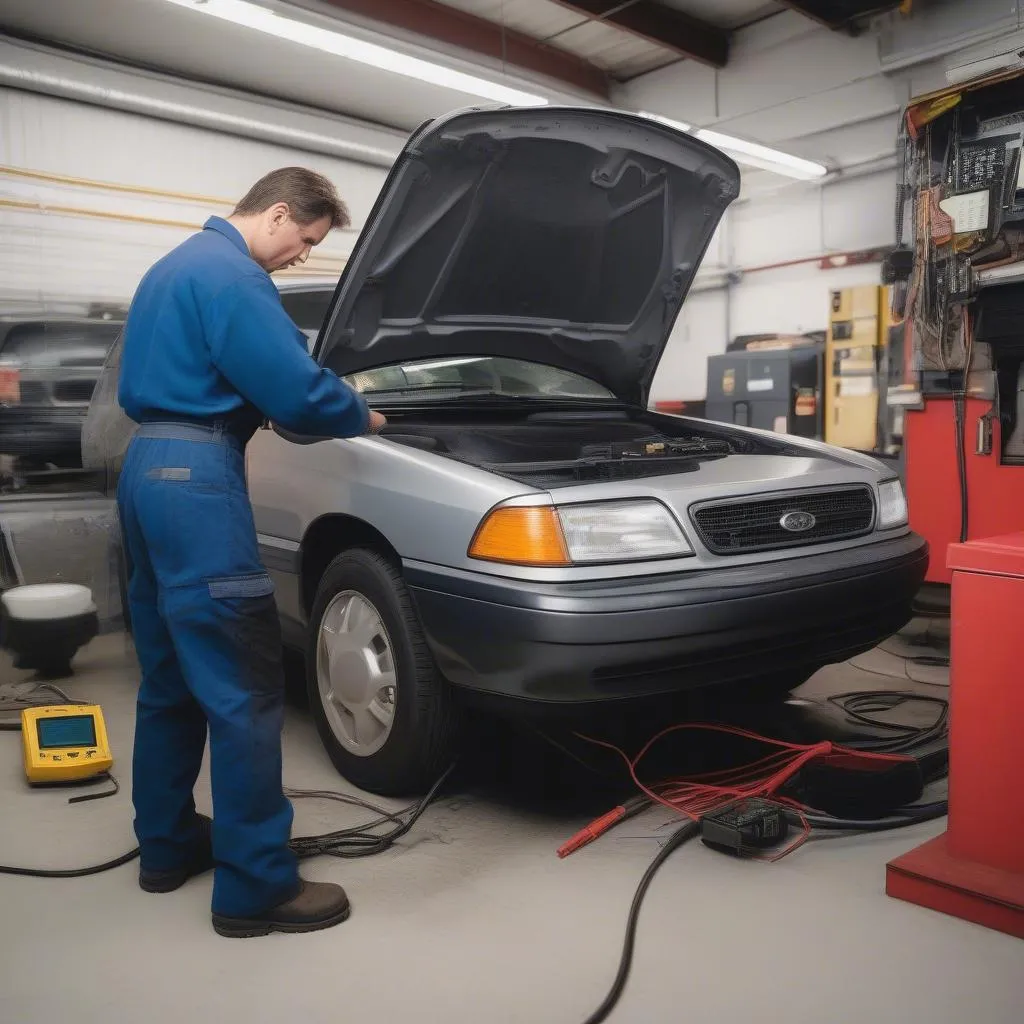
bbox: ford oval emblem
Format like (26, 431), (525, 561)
(779, 510), (817, 533)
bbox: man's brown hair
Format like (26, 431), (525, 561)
(233, 167), (350, 229)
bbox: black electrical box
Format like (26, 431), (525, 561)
(704, 347), (823, 440)
(700, 798), (789, 857)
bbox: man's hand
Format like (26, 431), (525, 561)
(367, 410), (387, 434)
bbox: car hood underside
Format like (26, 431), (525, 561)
(314, 106), (740, 408)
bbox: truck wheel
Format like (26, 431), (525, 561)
(306, 548), (461, 796)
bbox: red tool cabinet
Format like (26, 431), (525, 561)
(886, 533), (1024, 937)
(904, 400), (1024, 585)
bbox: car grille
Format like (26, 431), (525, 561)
(691, 486), (875, 554)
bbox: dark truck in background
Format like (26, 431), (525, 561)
(0, 315), (128, 634)
(0, 316), (123, 471)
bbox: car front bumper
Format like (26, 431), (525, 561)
(404, 533), (929, 704)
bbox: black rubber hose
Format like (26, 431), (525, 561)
(793, 801), (948, 833)
(953, 393), (969, 542)
(0, 847), (140, 878)
(581, 821), (701, 1024)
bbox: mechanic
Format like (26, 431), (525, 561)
(116, 167), (384, 938)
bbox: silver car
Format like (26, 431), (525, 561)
(238, 106), (928, 796)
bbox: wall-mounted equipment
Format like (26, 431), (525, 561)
(894, 63), (1024, 585)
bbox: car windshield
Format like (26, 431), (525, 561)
(346, 357), (616, 402)
(278, 287), (615, 402)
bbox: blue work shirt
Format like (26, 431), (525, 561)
(119, 216), (369, 440)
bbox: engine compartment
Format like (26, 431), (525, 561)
(379, 406), (796, 487)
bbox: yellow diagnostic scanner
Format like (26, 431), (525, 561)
(21, 704), (113, 785)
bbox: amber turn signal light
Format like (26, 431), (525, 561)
(468, 506), (571, 566)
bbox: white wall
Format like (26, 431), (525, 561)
(651, 289), (730, 406)
(0, 87), (390, 312)
(650, 163), (899, 404)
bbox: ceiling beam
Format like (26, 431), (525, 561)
(317, 0), (610, 98)
(772, 1), (906, 31)
(551, 1), (729, 68)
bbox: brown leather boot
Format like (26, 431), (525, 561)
(211, 879), (351, 938)
(139, 813), (215, 894)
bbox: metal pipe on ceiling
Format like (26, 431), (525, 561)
(0, 36), (405, 169)
(0, 164), (235, 207)
(0, 198), (347, 272)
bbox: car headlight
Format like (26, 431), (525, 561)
(877, 478), (908, 529)
(469, 500), (692, 566)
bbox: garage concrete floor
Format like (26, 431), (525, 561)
(1, 625), (1021, 1024)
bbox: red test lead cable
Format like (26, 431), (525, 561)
(557, 795), (652, 858)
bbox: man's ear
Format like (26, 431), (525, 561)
(266, 202), (291, 232)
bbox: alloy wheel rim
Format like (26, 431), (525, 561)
(316, 590), (397, 757)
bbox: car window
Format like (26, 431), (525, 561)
(346, 357), (615, 401)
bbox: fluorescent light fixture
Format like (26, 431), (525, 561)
(695, 127), (827, 181)
(160, 0), (548, 106)
(639, 111), (827, 181)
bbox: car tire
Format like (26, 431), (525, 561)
(305, 548), (461, 796)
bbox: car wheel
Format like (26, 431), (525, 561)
(306, 548), (461, 796)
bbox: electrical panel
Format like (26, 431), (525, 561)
(894, 70), (1024, 384)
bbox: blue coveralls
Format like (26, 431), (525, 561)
(117, 216), (369, 916)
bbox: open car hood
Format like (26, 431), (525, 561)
(314, 106), (740, 407)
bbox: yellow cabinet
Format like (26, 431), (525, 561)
(826, 286), (884, 451)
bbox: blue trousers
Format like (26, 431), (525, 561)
(117, 421), (300, 916)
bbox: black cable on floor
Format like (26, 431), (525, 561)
(826, 691), (949, 755)
(581, 820), (700, 1024)
(0, 765), (456, 879)
(577, 792), (947, 1024)
(0, 846), (140, 878)
(847, 655), (951, 687)
(68, 771), (121, 805)
(794, 800), (948, 833)
(288, 763), (457, 859)
(0, 681), (86, 731)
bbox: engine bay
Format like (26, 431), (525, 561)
(378, 406), (794, 487)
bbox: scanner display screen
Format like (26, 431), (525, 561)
(36, 715), (97, 749)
